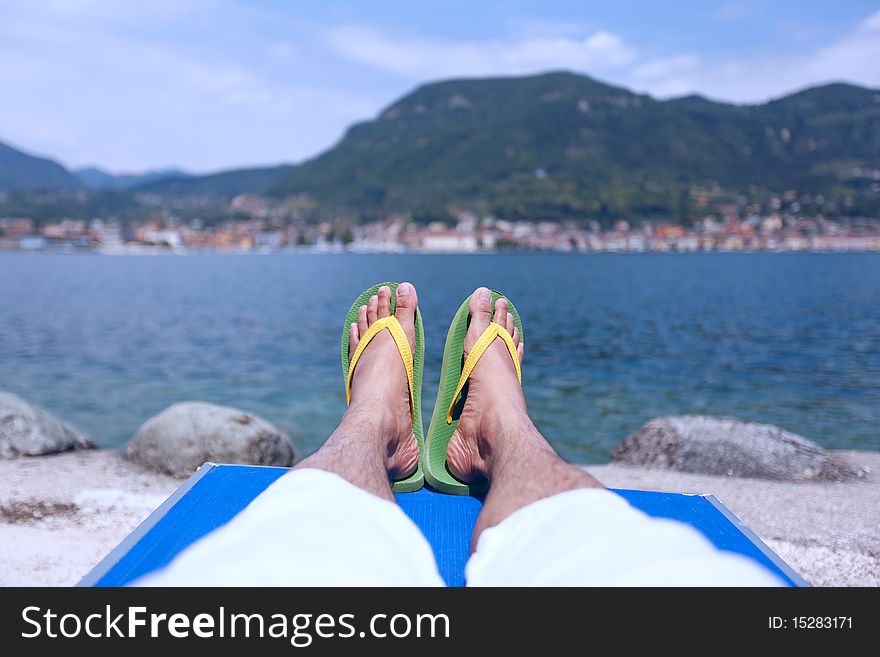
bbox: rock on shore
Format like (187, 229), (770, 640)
(612, 415), (859, 482)
(123, 401), (295, 477)
(0, 392), (96, 459)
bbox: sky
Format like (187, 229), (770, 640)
(1, 0), (879, 174)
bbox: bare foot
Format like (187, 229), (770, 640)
(446, 287), (526, 483)
(347, 283), (420, 481)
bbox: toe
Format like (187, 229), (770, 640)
(357, 305), (368, 336)
(394, 282), (418, 341)
(367, 294), (379, 324)
(518, 341), (524, 362)
(505, 311), (515, 337)
(349, 322), (360, 356)
(511, 324), (520, 346)
(377, 285), (391, 318)
(493, 297), (508, 327)
(468, 287), (493, 333)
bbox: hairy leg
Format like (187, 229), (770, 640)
(295, 283), (419, 503)
(445, 287), (602, 547)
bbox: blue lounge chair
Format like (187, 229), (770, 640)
(79, 463), (807, 587)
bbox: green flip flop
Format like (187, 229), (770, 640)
(341, 282), (425, 493)
(425, 290), (524, 496)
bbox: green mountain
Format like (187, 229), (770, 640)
(136, 164), (291, 197)
(0, 141), (81, 192)
(264, 72), (879, 221)
(75, 166), (192, 190)
(4, 71), (879, 223)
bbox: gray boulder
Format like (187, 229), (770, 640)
(612, 415), (857, 482)
(124, 402), (294, 477)
(0, 392), (96, 459)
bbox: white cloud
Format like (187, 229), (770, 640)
(715, 1), (763, 22)
(804, 10), (880, 84)
(631, 54), (702, 97)
(508, 18), (589, 39)
(626, 10), (880, 102)
(633, 54), (701, 80)
(863, 10), (880, 31)
(0, 0), (380, 172)
(267, 41), (297, 61)
(1, 2), (878, 172)
(324, 25), (636, 79)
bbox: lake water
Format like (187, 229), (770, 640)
(1, 252), (878, 462)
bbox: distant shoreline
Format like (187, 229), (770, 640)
(3, 248), (880, 256)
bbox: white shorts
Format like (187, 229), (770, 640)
(138, 469), (783, 587)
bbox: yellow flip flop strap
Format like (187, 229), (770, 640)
(346, 316), (415, 416)
(446, 322), (521, 424)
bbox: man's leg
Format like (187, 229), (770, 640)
(448, 287), (783, 586)
(139, 283), (443, 586)
(294, 282), (420, 502)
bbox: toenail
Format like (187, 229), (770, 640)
(379, 286), (389, 293)
(398, 282), (412, 296)
(360, 305), (367, 312)
(479, 288), (491, 302)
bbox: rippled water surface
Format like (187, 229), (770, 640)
(1, 252), (878, 462)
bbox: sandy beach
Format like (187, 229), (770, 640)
(589, 451), (880, 587)
(1, 449), (877, 587)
